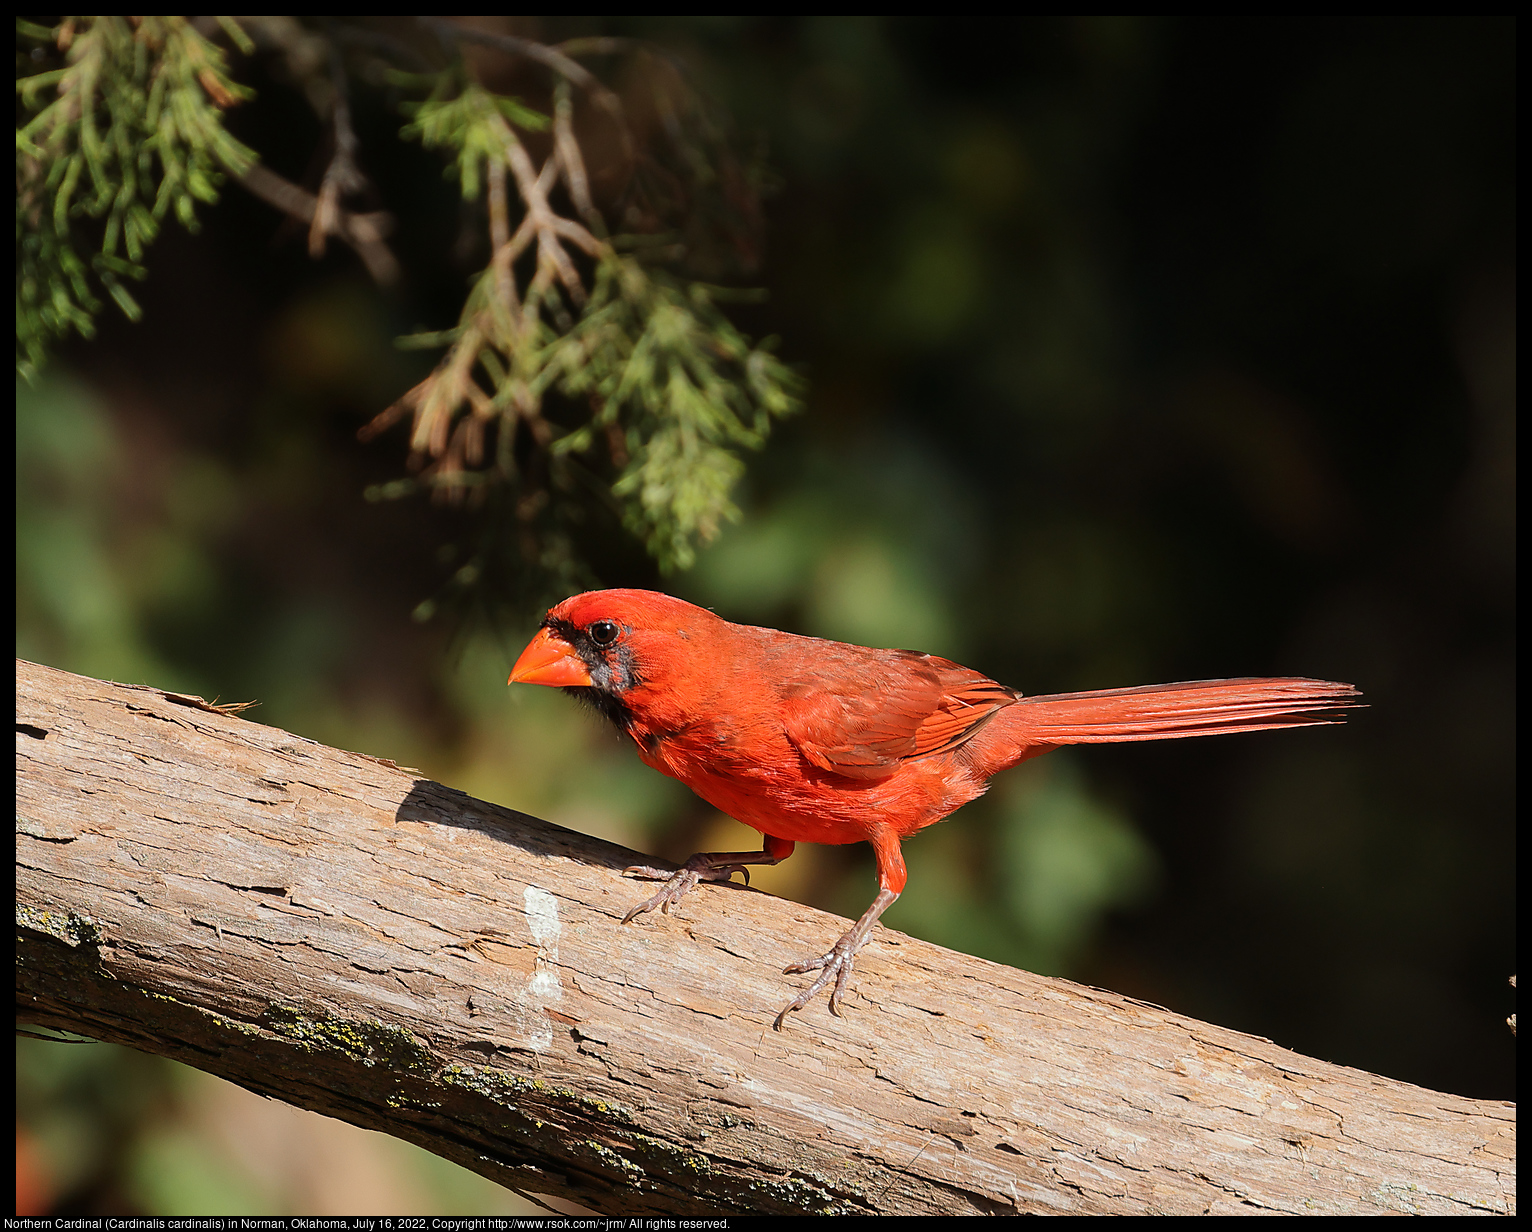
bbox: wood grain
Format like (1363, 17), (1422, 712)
(15, 658), (1515, 1214)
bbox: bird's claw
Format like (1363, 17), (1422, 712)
(773, 932), (861, 1030)
(621, 855), (748, 924)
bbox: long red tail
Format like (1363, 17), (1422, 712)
(1011, 677), (1362, 743)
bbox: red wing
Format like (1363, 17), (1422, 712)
(778, 648), (1017, 780)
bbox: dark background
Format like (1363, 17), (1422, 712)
(17, 16), (1514, 1214)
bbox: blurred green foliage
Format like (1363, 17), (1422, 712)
(14, 14), (1514, 1217)
(17, 374), (189, 687)
(16, 1032), (172, 1213)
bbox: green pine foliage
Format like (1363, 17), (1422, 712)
(16, 17), (256, 381)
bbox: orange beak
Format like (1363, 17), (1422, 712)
(509, 627), (593, 688)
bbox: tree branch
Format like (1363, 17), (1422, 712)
(15, 659), (1516, 1215)
(237, 162), (399, 286)
(308, 21), (370, 264)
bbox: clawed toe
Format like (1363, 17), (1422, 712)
(625, 856), (753, 912)
(772, 886), (897, 1029)
(620, 872), (698, 924)
(623, 863), (674, 881)
(774, 940), (860, 1029)
(620, 855), (753, 925)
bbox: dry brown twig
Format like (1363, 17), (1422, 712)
(307, 26), (369, 264)
(237, 163), (399, 286)
(366, 25), (624, 498)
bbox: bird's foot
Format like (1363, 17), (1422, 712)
(621, 853), (749, 924)
(772, 886), (898, 1030)
(773, 927), (867, 1030)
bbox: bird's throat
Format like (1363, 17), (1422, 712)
(564, 685), (635, 733)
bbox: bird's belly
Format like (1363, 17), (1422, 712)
(645, 734), (986, 845)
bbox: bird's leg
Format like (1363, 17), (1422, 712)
(774, 826), (907, 1031)
(622, 835), (795, 924)
(773, 887), (899, 1030)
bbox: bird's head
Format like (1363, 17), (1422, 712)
(509, 589), (724, 729)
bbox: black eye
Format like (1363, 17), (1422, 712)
(589, 620), (619, 647)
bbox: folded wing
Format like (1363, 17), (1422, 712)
(779, 648), (1017, 780)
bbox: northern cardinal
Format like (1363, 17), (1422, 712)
(510, 589), (1359, 1029)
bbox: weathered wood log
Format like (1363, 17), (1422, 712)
(15, 658), (1515, 1215)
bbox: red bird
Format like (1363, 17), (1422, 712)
(510, 589), (1359, 1030)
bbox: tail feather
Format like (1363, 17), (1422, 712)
(1013, 677), (1362, 743)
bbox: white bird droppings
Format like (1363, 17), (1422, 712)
(517, 886), (564, 1051)
(524, 885), (561, 953)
